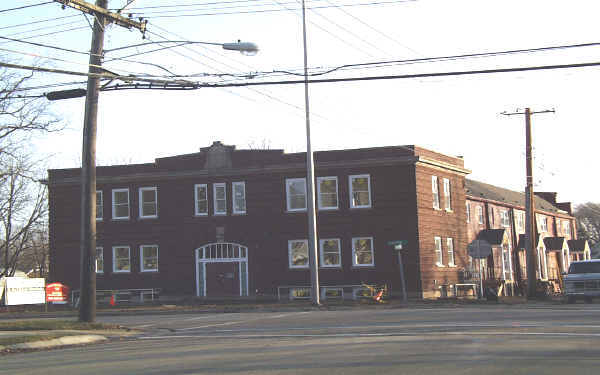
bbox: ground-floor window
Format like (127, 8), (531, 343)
(290, 287), (311, 299)
(113, 246), (131, 273)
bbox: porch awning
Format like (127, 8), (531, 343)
(543, 237), (567, 252)
(477, 229), (505, 246)
(517, 234), (544, 250)
(568, 239), (590, 253)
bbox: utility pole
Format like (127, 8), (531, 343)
(52, 0), (146, 322)
(502, 107), (554, 299)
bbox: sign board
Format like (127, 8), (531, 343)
(46, 282), (70, 304)
(4, 277), (45, 306)
(468, 239), (493, 259)
(387, 240), (408, 250)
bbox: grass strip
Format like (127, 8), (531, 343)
(0, 320), (121, 331)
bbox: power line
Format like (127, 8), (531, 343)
(98, 60), (600, 90)
(0, 2), (53, 13)
(138, 0), (416, 18)
(0, 35), (90, 55)
(0, 14), (79, 30)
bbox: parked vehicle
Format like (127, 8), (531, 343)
(563, 259), (600, 303)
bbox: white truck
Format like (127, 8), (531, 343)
(563, 259), (600, 303)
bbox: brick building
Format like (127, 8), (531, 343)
(465, 179), (589, 295)
(46, 142), (584, 300)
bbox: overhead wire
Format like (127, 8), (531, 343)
(0, 2), (53, 14)
(0, 14), (79, 30)
(323, 0), (421, 57)
(134, 0), (417, 18)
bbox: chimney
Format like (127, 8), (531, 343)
(534, 191), (557, 204)
(556, 202), (573, 215)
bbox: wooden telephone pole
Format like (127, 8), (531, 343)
(52, 0), (146, 322)
(502, 107), (554, 299)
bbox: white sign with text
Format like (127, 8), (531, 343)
(4, 277), (45, 305)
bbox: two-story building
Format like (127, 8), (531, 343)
(47, 141), (585, 300)
(465, 180), (589, 295)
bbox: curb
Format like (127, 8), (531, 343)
(2, 334), (107, 351)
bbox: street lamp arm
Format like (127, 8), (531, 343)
(104, 40), (258, 54)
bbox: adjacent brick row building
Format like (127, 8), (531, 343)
(47, 142), (588, 300)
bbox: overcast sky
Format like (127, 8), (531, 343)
(3, 0), (600, 206)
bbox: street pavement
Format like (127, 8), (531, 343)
(3, 304), (600, 374)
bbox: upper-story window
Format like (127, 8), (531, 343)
(317, 176), (338, 210)
(500, 210), (510, 227)
(477, 205), (484, 225)
(112, 188), (129, 220)
(232, 182), (246, 214)
(434, 236), (443, 266)
(95, 247), (103, 274)
(349, 174), (371, 208)
(443, 178), (451, 211)
(288, 239), (309, 269)
(466, 202), (471, 223)
(213, 183), (227, 215)
(432, 176), (440, 210)
(352, 237), (374, 267)
(286, 178), (307, 212)
(516, 211), (524, 232)
(96, 191), (103, 221)
(538, 215), (548, 232)
(139, 187), (158, 219)
(194, 184), (208, 216)
(320, 238), (341, 268)
(563, 220), (570, 237)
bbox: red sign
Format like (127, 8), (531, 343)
(46, 282), (70, 303)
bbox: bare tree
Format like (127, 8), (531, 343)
(574, 203), (600, 256)
(0, 62), (60, 277)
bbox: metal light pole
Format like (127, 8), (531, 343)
(300, 0), (320, 305)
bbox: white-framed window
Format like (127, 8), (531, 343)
(320, 238), (341, 268)
(434, 236), (443, 266)
(321, 287), (343, 300)
(353, 286), (374, 299)
(317, 176), (338, 210)
(516, 211), (525, 232)
(95, 247), (103, 273)
(352, 237), (374, 267)
(286, 178), (307, 212)
(537, 247), (548, 280)
(139, 187), (158, 219)
(500, 210), (510, 227)
(563, 220), (571, 237)
(288, 239), (309, 269)
(502, 243), (513, 281)
(432, 176), (440, 210)
(290, 287), (311, 299)
(140, 245), (159, 272)
(443, 178), (451, 211)
(477, 205), (484, 225)
(194, 184), (208, 216)
(447, 238), (455, 266)
(349, 174), (371, 208)
(96, 191), (103, 221)
(466, 202), (470, 223)
(232, 181), (246, 214)
(112, 189), (129, 220)
(112, 246), (131, 273)
(538, 215), (548, 232)
(213, 183), (227, 215)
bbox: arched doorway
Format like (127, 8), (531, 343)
(195, 243), (249, 297)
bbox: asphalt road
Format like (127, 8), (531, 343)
(3, 305), (600, 374)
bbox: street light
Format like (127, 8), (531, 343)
(104, 40), (259, 55)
